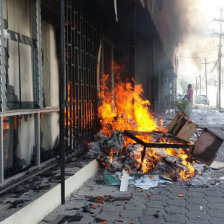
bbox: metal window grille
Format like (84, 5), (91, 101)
(0, 0), (7, 112)
(64, 0), (98, 153)
(0, 0), (60, 190)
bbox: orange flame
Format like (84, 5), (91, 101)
(164, 147), (195, 179)
(64, 83), (74, 128)
(98, 64), (195, 180)
(110, 150), (114, 164)
(3, 117), (10, 160)
(98, 74), (157, 136)
(3, 118), (10, 130)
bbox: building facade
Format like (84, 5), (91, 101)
(0, 0), (178, 191)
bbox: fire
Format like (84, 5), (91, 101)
(142, 148), (161, 173)
(64, 83), (74, 128)
(3, 120), (10, 130)
(165, 147), (195, 179)
(178, 149), (195, 180)
(98, 66), (195, 180)
(110, 150), (114, 164)
(3, 117), (10, 160)
(98, 74), (158, 136)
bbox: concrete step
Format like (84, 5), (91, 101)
(0, 160), (99, 224)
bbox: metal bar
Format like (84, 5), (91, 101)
(79, 0), (83, 149)
(0, 0), (6, 185)
(141, 146), (146, 165)
(69, 0), (72, 151)
(0, 160), (58, 194)
(0, 107), (59, 117)
(74, 0), (78, 150)
(124, 130), (193, 149)
(0, 149), (80, 196)
(70, 0), (73, 150)
(144, 143), (193, 149)
(36, 0), (43, 108)
(31, 0), (37, 108)
(65, 0), (69, 154)
(0, 0), (7, 112)
(87, 5), (91, 140)
(32, 0), (42, 108)
(124, 130), (163, 137)
(93, 8), (98, 135)
(124, 130), (191, 145)
(83, 0), (86, 145)
(4, 158), (56, 185)
(4, 29), (37, 47)
(77, 0), (81, 149)
(60, 0), (66, 205)
(35, 113), (41, 167)
(124, 130), (147, 146)
(72, 1), (76, 150)
(18, 41), (22, 107)
(0, 117), (4, 185)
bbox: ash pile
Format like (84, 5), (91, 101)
(87, 113), (224, 186)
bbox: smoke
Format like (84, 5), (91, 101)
(174, 0), (221, 77)
(173, 0), (208, 41)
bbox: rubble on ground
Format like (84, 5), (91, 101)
(87, 112), (224, 189)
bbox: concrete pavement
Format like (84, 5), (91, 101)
(39, 177), (224, 224)
(39, 107), (224, 224)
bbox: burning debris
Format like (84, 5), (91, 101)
(88, 130), (195, 181)
(88, 75), (224, 184)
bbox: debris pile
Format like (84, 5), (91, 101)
(94, 73), (224, 185)
(88, 112), (224, 183)
(88, 130), (194, 181)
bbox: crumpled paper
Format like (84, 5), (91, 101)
(134, 175), (170, 190)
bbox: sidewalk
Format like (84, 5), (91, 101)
(39, 108), (224, 224)
(39, 174), (224, 224)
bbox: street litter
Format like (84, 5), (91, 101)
(103, 172), (172, 190)
(134, 175), (160, 190)
(134, 175), (171, 190)
(120, 169), (130, 191)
